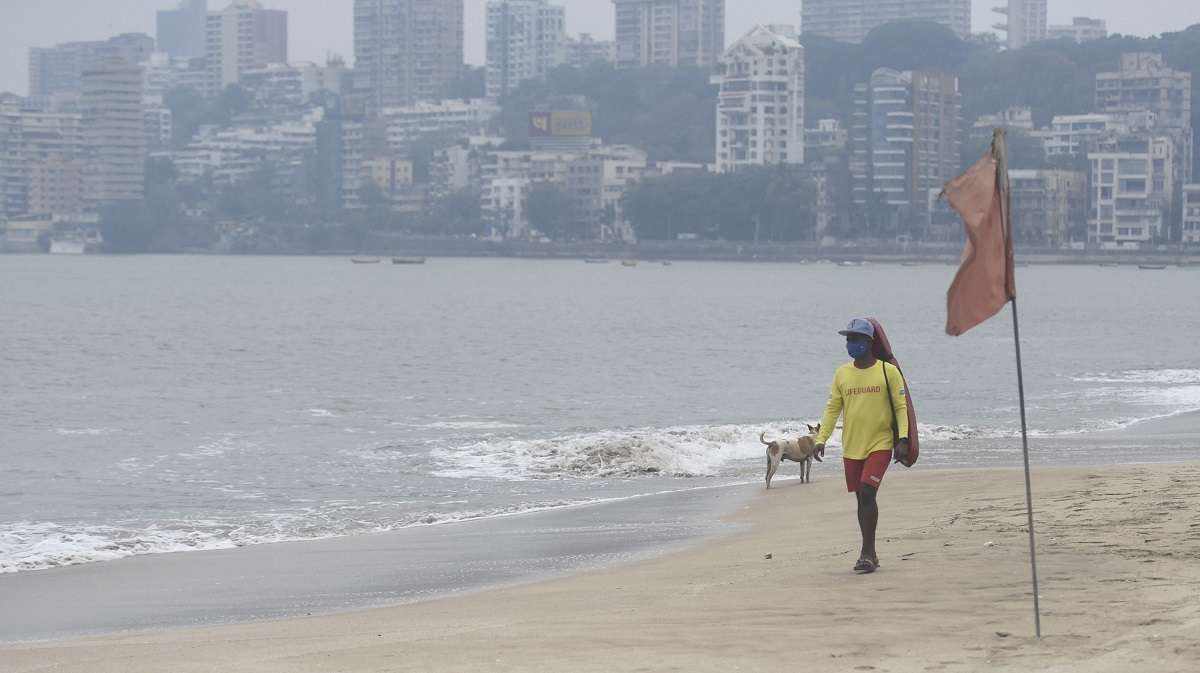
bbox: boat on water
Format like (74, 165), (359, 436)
(1138, 264), (1168, 270)
(584, 258), (610, 264)
(661, 261), (673, 266)
(838, 260), (861, 267)
(621, 260), (638, 267)
(351, 257), (382, 264)
(392, 257), (427, 265)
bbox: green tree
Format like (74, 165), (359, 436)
(496, 63), (717, 163)
(428, 188), (483, 236)
(525, 182), (574, 239)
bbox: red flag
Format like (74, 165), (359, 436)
(943, 135), (1016, 336)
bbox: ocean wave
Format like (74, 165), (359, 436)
(413, 420), (525, 430)
(53, 427), (121, 436)
(431, 422), (834, 481)
(0, 522), (237, 574)
(0, 498), (627, 574)
(1072, 369), (1200, 385)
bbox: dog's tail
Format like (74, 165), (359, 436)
(759, 432), (770, 445)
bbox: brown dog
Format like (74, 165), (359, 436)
(762, 424), (821, 488)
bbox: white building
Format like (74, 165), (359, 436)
(1182, 184), (1200, 246)
(480, 144), (647, 239)
(801, 0), (971, 43)
(1048, 17), (1108, 43)
(974, 106), (1034, 131)
(993, 0), (1046, 50)
(141, 52), (191, 99)
(486, 0), (566, 100)
(565, 33), (615, 68)
(1088, 133), (1176, 248)
(169, 108), (322, 184)
(713, 25), (805, 173)
(1036, 113), (1127, 159)
(1096, 53), (1193, 131)
(378, 99), (500, 152)
(241, 61), (345, 110)
(205, 0), (288, 92)
(144, 103), (174, 151)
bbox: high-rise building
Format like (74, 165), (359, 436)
(157, 0), (209, 59)
(1096, 53), (1193, 131)
(205, 0), (288, 92)
(1048, 17), (1108, 43)
(1035, 114), (1128, 159)
(1008, 169), (1087, 247)
(801, 0), (971, 44)
(713, 25), (805, 173)
(354, 0), (465, 110)
(1182, 184), (1200, 246)
(81, 58), (146, 207)
(1088, 132), (1177, 248)
(993, 0), (1046, 50)
(612, 0), (725, 69)
(565, 34), (616, 68)
(29, 34), (155, 101)
(851, 68), (962, 233)
(486, 0), (566, 100)
(0, 103), (85, 219)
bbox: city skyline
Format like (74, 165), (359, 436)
(1, 0), (1197, 96)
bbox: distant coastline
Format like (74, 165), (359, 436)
(6, 237), (1200, 266)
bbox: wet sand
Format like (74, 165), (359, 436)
(4, 462), (1199, 672)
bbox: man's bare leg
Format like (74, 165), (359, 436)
(856, 484), (879, 569)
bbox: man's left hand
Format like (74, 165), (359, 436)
(893, 439), (910, 464)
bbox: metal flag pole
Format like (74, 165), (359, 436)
(994, 129), (1042, 638)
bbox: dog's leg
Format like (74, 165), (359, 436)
(766, 449), (780, 489)
(804, 457), (812, 483)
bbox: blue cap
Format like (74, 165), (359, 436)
(838, 318), (875, 339)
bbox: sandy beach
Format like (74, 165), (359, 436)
(4, 462), (1199, 672)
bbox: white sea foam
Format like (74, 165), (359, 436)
(415, 420), (525, 430)
(0, 497), (636, 574)
(0, 522), (238, 574)
(53, 427), (121, 436)
(431, 422), (830, 481)
(1072, 369), (1200, 385)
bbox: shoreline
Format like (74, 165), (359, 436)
(0, 479), (758, 644)
(3, 429), (1198, 615)
(4, 462), (1200, 672)
(5, 248), (1200, 266)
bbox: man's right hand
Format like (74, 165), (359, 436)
(814, 443), (825, 462)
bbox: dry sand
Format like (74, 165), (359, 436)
(4, 463), (1199, 673)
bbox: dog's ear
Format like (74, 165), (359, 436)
(806, 423), (816, 433)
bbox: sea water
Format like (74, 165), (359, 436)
(2, 255), (1197, 573)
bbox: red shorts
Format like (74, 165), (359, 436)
(844, 451), (891, 492)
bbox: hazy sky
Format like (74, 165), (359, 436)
(1, 0), (1196, 96)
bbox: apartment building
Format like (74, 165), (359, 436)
(612, 0), (724, 69)
(713, 25), (805, 172)
(486, 1), (566, 99)
(801, 0), (971, 43)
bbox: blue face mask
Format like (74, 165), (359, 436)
(847, 340), (871, 360)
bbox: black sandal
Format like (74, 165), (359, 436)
(853, 558), (877, 574)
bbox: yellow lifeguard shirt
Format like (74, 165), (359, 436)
(816, 360), (909, 460)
